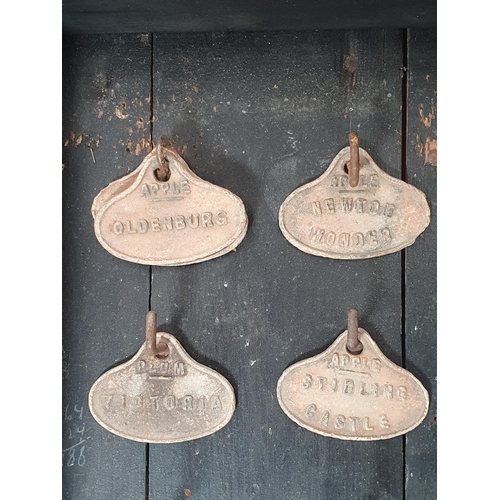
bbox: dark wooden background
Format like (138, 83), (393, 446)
(62, 0), (436, 34)
(62, 28), (436, 500)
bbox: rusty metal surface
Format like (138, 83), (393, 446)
(346, 308), (363, 355)
(145, 311), (168, 357)
(277, 323), (429, 441)
(347, 132), (360, 188)
(154, 136), (172, 182)
(279, 146), (430, 259)
(93, 146), (248, 265)
(89, 329), (236, 443)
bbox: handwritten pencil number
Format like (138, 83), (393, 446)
(66, 446), (86, 467)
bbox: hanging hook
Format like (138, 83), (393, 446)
(346, 308), (363, 355)
(146, 311), (169, 357)
(347, 131), (360, 188)
(154, 135), (171, 182)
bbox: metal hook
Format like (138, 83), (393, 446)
(145, 311), (169, 357)
(347, 131), (360, 188)
(346, 308), (363, 355)
(154, 135), (171, 182)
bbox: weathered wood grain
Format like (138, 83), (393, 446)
(404, 28), (437, 500)
(62, 0), (436, 35)
(62, 29), (436, 500)
(62, 34), (152, 500)
(149, 30), (405, 500)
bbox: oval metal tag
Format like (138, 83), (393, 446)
(89, 333), (235, 443)
(277, 328), (429, 440)
(93, 147), (248, 265)
(279, 147), (430, 259)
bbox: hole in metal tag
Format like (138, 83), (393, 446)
(93, 141), (248, 265)
(89, 322), (235, 443)
(277, 311), (429, 441)
(279, 141), (430, 259)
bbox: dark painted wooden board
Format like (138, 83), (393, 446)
(62, 34), (152, 500)
(62, 0), (436, 35)
(404, 28), (437, 500)
(149, 30), (405, 500)
(62, 29), (436, 500)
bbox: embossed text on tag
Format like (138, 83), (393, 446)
(277, 328), (429, 440)
(279, 147), (430, 259)
(89, 333), (235, 443)
(93, 147), (248, 265)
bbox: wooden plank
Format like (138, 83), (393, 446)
(149, 30), (405, 499)
(62, 0), (436, 34)
(404, 28), (437, 500)
(62, 34), (152, 500)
